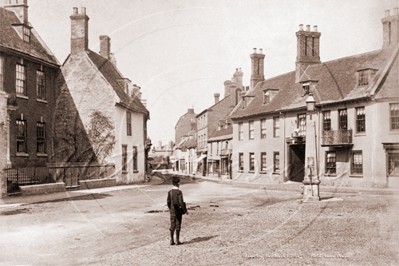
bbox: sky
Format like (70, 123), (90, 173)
(27, 0), (398, 145)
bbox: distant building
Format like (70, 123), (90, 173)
(230, 11), (399, 188)
(196, 69), (245, 176)
(175, 108), (196, 144)
(54, 7), (149, 184)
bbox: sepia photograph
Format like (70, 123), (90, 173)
(0, 0), (399, 265)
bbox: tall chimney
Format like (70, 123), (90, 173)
(3, 0), (28, 24)
(250, 48), (265, 89)
(382, 8), (399, 48)
(295, 24), (321, 82)
(224, 80), (231, 97)
(233, 68), (243, 87)
(214, 93), (220, 104)
(99, 35), (111, 59)
(70, 7), (90, 54)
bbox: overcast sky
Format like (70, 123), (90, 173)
(28, 0), (398, 144)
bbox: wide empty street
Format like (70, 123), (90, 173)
(1, 178), (398, 266)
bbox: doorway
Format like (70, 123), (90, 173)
(288, 144), (305, 182)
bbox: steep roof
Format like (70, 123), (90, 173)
(86, 50), (149, 116)
(0, 8), (59, 66)
(209, 118), (233, 141)
(231, 47), (397, 119)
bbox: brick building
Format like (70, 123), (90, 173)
(196, 69), (245, 176)
(230, 10), (399, 188)
(54, 7), (149, 184)
(0, 0), (60, 170)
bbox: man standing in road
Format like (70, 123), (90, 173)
(167, 176), (188, 245)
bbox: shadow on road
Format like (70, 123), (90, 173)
(35, 193), (113, 203)
(184, 235), (218, 244)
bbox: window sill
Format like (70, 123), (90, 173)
(389, 131), (399, 135)
(248, 170), (255, 173)
(238, 170), (244, 173)
(272, 172), (280, 175)
(133, 170), (139, 173)
(260, 171), (267, 174)
(122, 170), (128, 174)
(37, 153), (48, 157)
(16, 94), (28, 100)
(16, 152), (29, 157)
(350, 175), (363, 178)
(36, 98), (47, 103)
(355, 133), (366, 137)
(325, 174), (337, 177)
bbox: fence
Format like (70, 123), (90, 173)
(6, 164), (115, 193)
(6, 167), (52, 193)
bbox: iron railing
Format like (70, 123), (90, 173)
(6, 167), (53, 193)
(322, 129), (353, 146)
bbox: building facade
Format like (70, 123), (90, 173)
(196, 69), (245, 176)
(230, 11), (399, 188)
(54, 7), (149, 184)
(0, 1), (59, 169)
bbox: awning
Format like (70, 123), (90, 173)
(194, 154), (207, 163)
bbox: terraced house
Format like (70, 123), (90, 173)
(0, 0), (60, 195)
(230, 9), (399, 188)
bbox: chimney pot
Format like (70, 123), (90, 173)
(299, 24), (304, 31)
(259, 48), (263, 54)
(73, 7), (78, 14)
(385, 10), (390, 17)
(394, 7), (398, 15)
(81, 7), (86, 15)
(306, 25), (310, 31)
(313, 25), (318, 32)
(214, 93), (220, 104)
(253, 48), (257, 54)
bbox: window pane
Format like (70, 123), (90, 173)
(261, 153), (266, 172)
(249, 121), (254, 140)
(356, 107), (365, 133)
(339, 109), (347, 130)
(16, 64), (26, 95)
(323, 111), (331, 131)
(298, 114), (306, 136)
(326, 152), (336, 174)
(390, 103), (399, 130)
(249, 153), (254, 171)
(352, 151), (363, 175)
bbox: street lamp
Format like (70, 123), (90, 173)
(303, 92), (320, 202)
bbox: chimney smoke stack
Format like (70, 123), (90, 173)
(306, 25), (310, 31)
(214, 93), (220, 104)
(385, 10), (390, 17)
(253, 48), (257, 54)
(299, 24), (304, 31)
(313, 25), (318, 32)
(100, 35), (111, 59)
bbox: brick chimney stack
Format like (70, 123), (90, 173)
(214, 93), (220, 104)
(250, 48), (265, 90)
(382, 8), (399, 48)
(3, 0), (28, 24)
(295, 24), (321, 82)
(99, 35), (111, 59)
(70, 7), (89, 54)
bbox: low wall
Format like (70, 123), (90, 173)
(20, 182), (65, 196)
(79, 178), (116, 190)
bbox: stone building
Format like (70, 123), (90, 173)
(0, 0), (60, 195)
(196, 69), (245, 176)
(230, 10), (399, 188)
(54, 7), (149, 184)
(174, 108), (196, 144)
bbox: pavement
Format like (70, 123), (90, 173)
(174, 172), (399, 195)
(0, 176), (165, 208)
(1, 171), (398, 208)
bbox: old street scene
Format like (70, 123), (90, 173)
(0, 1), (399, 265)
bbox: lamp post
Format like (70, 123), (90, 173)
(303, 92), (320, 201)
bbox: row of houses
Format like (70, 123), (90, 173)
(0, 1), (150, 197)
(173, 8), (399, 188)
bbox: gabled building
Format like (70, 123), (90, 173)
(0, 0), (60, 196)
(230, 10), (399, 188)
(196, 69), (245, 176)
(173, 108), (197, 173)
(55, 7), (149, 184)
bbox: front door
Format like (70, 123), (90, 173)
(288, 144), (305, 182)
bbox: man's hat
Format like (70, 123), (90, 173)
(172, 176), (180, 183)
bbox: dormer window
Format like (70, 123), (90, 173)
(263, 90), (270, 104)
(357, 68), (378, 86)
(303, 84), (310, 95)
(23, 26), (30, 42)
